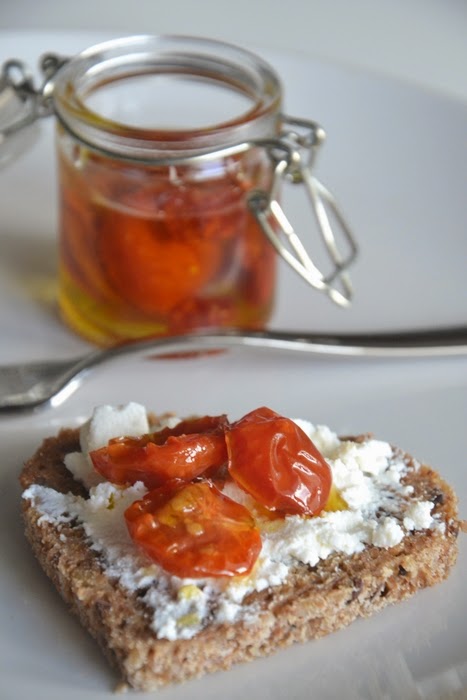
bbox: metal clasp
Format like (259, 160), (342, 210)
(249, 116), (358, 307)
(0, 53), (67, 145)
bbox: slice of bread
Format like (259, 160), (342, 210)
(20, 425), (462, 691)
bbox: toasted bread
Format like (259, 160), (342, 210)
(20, 423), (462, 691)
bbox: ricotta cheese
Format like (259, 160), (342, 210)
(64, 402), (151, 489)
(23, 405), (438, 642)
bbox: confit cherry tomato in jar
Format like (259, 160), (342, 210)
(124, 479), (262, 578)
(52, 36), (281, 346)
(225, 406), (332, 516)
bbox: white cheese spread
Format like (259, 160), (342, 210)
(23, 404), (438, 642)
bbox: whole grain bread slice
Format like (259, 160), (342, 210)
(20, 428), (462, 691)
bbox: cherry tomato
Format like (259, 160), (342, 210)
(90, 415), (228, 488)
(150, 414), (229, 444)
(97, 196), (224, 316)
(124, 480), (262, 578)
(226, 406), (332, 516)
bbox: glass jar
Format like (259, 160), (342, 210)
(1, 35), (357, 346)
(51, 36), (284, 345)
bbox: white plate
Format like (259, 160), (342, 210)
(0, 31), (466, 700)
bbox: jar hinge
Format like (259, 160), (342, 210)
(0, 52), (68, 142)
(248, 116), (358, 307)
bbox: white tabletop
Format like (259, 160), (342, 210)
(1, 0), (467, 103)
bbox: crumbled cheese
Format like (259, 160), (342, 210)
(80, 402), (149, 459)
(64, 451), (103, 490)
(23, 409), (440, 642)
(66, 403), (150, 489)
(371, 516), (404, 547)
(403, 501), (434, 531)
(293, 420), (341, 455)
(24, 484), (74, 526)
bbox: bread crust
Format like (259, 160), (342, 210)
(20, 428), (461, 691)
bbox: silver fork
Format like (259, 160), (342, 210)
(1, 326), (467, 412)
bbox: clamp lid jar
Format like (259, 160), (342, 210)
(1, 35), (358, 346)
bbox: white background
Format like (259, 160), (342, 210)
(1, 0), (467, 103)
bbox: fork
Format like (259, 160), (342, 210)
(1, 326), (467, 412)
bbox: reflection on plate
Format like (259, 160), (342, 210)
(0, 31), (466, 700)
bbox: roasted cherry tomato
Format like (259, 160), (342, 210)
(150, 414), (229, 444)
(225, 406), (332, 516)
(124, 480), (262, 578)
(90, 415), (228, 488)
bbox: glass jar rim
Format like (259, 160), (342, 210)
(51, 34), (282, 162)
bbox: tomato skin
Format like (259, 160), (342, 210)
(226, 407), (332, 516)
(90, 415), (228, 488)
(124, 480), (262, 578)
(150, 414), (229, 444)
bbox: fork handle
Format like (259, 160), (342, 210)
(86, 325), (467, 366)
(0, 326), (466, 412)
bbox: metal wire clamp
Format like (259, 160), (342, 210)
(248, 117), (358, 307)
(0, 53), (67, 142)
